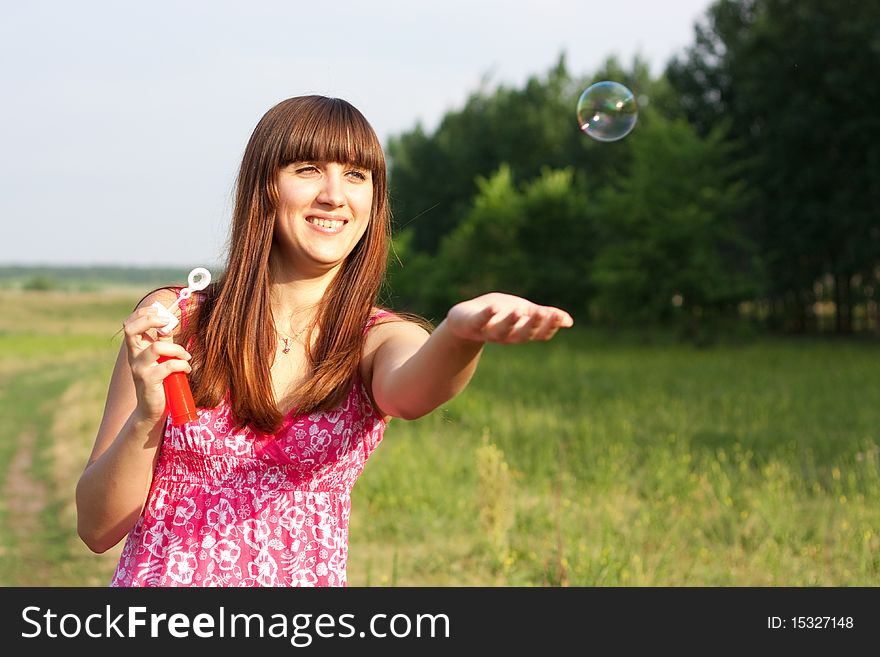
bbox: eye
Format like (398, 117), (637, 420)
(346, 168), (370, 182)
(294, 164), (320, 176)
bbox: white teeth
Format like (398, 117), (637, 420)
(308, 217), (345, 230)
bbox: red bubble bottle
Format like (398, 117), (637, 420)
(150, 267), (211, 426)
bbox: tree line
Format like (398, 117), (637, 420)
(383, 0), (880, 339)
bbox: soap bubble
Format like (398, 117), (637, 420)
(576, 81), (638, 142)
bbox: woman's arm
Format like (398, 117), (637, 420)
(75, 290), (192, 553)
(368, 293), (573, 420)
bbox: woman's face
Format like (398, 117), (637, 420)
(272, 160), (374, 275)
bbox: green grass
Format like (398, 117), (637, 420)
(0, 290), (128, 585)
(347, 334), (880, 585)
(0, 289), (878, 586)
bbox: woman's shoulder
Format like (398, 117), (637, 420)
(366, 307), (396, 327)
(363, 308), (432, 357)
(134, 287), (180, 311)
(368, 306), (432, 328)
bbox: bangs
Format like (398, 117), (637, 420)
(279, 97), (384, 174)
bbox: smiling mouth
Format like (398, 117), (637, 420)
(306, 216), (348, 230)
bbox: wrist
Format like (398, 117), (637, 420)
(129, 407), (168, 434)
(436, 318), (486, 349)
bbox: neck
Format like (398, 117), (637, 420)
(268, 255), (341, 329)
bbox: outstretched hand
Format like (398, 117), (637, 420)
(445, 292), (574, 344)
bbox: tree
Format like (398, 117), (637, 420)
(666, 0), (880, 332)
(590, 114), (758, 340)
(389, 165), (596, 320)
(386, 54), (656, 256)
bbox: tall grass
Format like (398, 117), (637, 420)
(348, 334), (880, 585)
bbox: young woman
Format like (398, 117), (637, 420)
(75, 95), (573, 586)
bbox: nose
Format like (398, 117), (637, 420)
(316, 169), (344, 207)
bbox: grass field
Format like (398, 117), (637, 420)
(1, 289), (877, 586)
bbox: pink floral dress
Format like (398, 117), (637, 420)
(110, 314), (388, 587)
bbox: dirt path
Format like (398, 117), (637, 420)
(50, 377), (123, 585)
(1, 376), (122, 585)
(2, 428), (49, 584)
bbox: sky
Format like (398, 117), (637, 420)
(1, 0), (713, 268)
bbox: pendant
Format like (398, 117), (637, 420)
(281, 337), (290, 354)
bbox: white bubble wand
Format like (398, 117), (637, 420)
(151, 267), (211, 336)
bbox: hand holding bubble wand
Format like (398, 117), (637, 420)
(150, 267), (211, 425)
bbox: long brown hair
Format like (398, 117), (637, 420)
(180, 96), (391, 434)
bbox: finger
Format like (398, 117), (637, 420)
(537, 325), (561, 341)
(135, 358), (193, 387)
(504, 308), (546, 342)
(131, 351), (192, 387)
(533, 309), (573, 340)
(131, 340), (192, 370)
(123, 309), (173, 344)
(123, 305), (160, 326)
(555, 309), (574, 328)
(466, 304), (498, 333)
(483, 308), (522, 340)
(520, 307), (549, 341)
(155, 357), (193, 379)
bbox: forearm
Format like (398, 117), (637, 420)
(383, 319), (485, 420)
(75, 413), (164, 553)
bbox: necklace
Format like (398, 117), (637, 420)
(277, 323), (311, 355)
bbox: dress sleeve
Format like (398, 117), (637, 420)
(363, 309), (395, 333)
